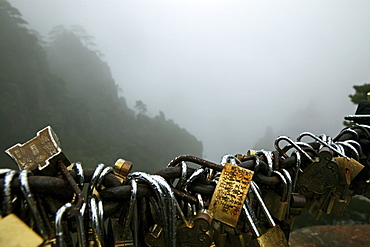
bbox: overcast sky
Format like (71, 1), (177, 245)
(9, 0), (370, 162)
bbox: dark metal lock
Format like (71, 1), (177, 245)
(211, 221), (227, 247)
(107, 217), (134, 247)
(176, 210), (213, 247)
(296, 147), (338, 197)
(176, 194), (213, 247)
(225, 225), (253, 247)
(145, 224), (165, 247)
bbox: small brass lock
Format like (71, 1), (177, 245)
(107, 217), (134, 247)
(145, 224), (165, 247)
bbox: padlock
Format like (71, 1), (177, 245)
(275, 135), (314, 163)
(307, 154), (364, 219)
(220, 154), (240, 166)
(329, 157), (363, 216)
(0, 213), (44, 247)
(227, 227), (253, 247)
(87, 164), (111, 247)
(174, 161), (188, 189)
(106, 217), (134, 247)
(336, 141), (360, 160)
(288, 193), (306, 216)
(296, 147), (338, 197)
(307, 187), (335, 220)
(128, 172), (176, 247)
(255, 150), (273, 176)
(113, 158), (132, 183)
(75, 202), (87, 247)
(298, 132), (360, 167)
(208, 163), (254, 227)
(73, 162), (85, 189)
(89, 195), (104, 247)
(212, 221), (228, 246)
(249, 182), (289, 247)
(2, 170), (17, 217)
(176, 193), (213, 247)
(290, 151), (301, 192)
(212, 220), (251, 247)
(145, 224), (165, 247)
(119, 179), (138, 246)
(262, 171), (289, 221)
(152, 175), (180, 247)
(55, 203), (72, 247)
(5, 126), (71, 175)
(144, 195), (167, 246)
(19, 170), (50, 241)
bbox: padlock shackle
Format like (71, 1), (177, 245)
(250, 182), (276, 227)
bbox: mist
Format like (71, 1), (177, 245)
(8, 0), (370, 162)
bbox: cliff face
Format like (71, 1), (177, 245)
(0, 0), (203, 172)
(0, 0), (64, 167)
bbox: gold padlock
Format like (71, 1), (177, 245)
(208, 163), (254, 227)
(113, 158), (133, 182)
(0, 213), (44, 247)
(106, 217), (134, 247)
(145, 224), (165, 247)
(249, 182), (289, 247)
(263, 190), (289, 221)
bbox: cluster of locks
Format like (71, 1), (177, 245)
(1, 110), (370, 246)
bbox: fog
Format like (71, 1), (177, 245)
(9, 0), (370, 162)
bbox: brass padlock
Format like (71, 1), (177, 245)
(107, 217), (134, 247)
(328, 157), (363, 216)
(0, 213), (44, 247)
(113, 158), (133, 183)
(145, 224), (165, 247)
(250, 182), (289, 247)
(208, 163), (254, 227)
(262, 170), (289, 221)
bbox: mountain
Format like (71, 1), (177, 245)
(0, 0), (202, 172)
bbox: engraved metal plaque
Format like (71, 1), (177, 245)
(208, 163), (254, 227)
(5, 126), (68, 171)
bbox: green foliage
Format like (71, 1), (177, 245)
(349, 83), (370, 104)
(0, 1), (202, 172)
(135, 100), (147, 115)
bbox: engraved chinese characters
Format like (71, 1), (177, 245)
(5, 126), (70, 173)
(208, 163), (254, 227)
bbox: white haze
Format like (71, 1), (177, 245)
(9, 0), (370, 162)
